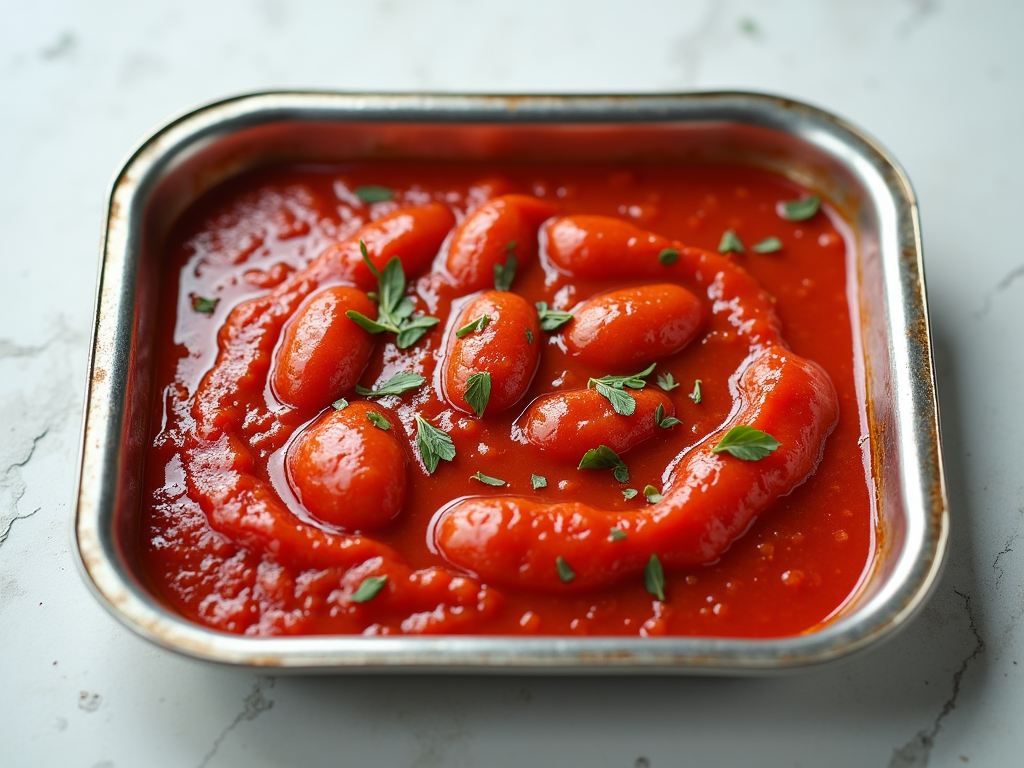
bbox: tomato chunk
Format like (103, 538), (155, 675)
(442, 290), (542, 415)
(271, 286), (376, 411)
(565, 284), (704, 367)
(516, 387), (675, 461)
(287, 402), (409, 531)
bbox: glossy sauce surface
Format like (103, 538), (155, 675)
(142, 160), (874, 637)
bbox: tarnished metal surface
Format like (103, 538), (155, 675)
(74, 92), (947, 673)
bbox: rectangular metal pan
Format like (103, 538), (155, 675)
(75, 92), (947, 673)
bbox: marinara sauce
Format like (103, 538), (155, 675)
(141, 160), (875, 638)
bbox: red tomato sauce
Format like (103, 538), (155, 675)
(141, 160), (875, 638)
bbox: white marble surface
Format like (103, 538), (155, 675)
(2, 1), (1022, 766)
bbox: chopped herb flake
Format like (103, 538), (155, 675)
(354, 371), (425, 398)
(494, 242), (518, 291)
(656, 372), (680, 391)
(456, 314), (490, 338)
(609, 528), (628, 541)
(331, 398), (349, 411)
(753, 236), (783, 253)
(351, 575), (387, 603)
(644, 555), (666, 601)
(578, 445), (629, 483)
(536, 302), (574, 331)
(471, 471), (506, 487)
(588, 363), (656, 416)
(556, 556), (576, 583)
(658, 248), (680, 265)
(654, 403), (682, 429)
(622, 488), (639, 500)
(718, 229), (746, 254)
(354, 185), (394, 203)
(689, 379), (702, 404)
(464, 372), (492, 417)
(191, 295), (218, 315)
(414, 415), (456, 474)
(780, 196), (820, 222)
(366, 411), (391, 430)
(531, 474), (548, 490)
(643, 484), (664, 503)
(525, 328), (534, 344)
(711, 425), (781, 461)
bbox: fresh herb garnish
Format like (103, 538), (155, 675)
(752, 236), (783, 253)
(657, 372), (680, 391)
(609, 528), (628, 541)
(588, 363), (656, 416)
(644, 555), (666, 601)
(654, 403), (682, 429)
(711, 425), (781, 461)
(643, 484), (664, 503)
(494, 241), (518, 291)
(578, 445), (630, 483)
(414, 415), (456, 474)
(525, 328), (534, 344)
(622, 488), (639, 500)
(456, 314), (490, 338)
(351, 575), (387, 603)
(471, 471), (506, 487)
(780, 196), (820, 221)
(556, 556), (576, 583)
(345, 241), (440, 349)
(718, 229), (746, 254)
(366, 411), (391, 430)
(191, 295), (218, 315)
(658, 248), (680, 265)
(464, 372), (492, 417)
(354, 371), (426, 398)
(689, 379), (702, 404)
(531, 474), (548, 490)
(354, 185), (394, 203)
(331, 398), (349, 411)
(535, 302), (574, 331)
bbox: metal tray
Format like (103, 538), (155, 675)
(74, 92), (947, 673)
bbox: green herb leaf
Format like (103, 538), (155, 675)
(456, 314), (490, 338)
(347, 241), (439, 350)
(658, 248), (680, 265)
(593, 380), (637, 416)
(711, 425), (781, 461)
(464, 372), (492, 417)
(366, 411), (391, 430)
(415, 415), (456, 474)
(689, 379), (702, 404)
(354, 185), (394, 204)
(752, 236), (783, 253)
(609, 528), (628, 541)
(589, 363), (656, 391)
(643, 484), (664, 503)
(622, 488), (639, 500)
(718, 229), (746, 254)
(494, 242), (518, 292)
(471, 471), (506, 487)
(781, 196), (820, 221)
(531, 474), (548, 490)
(536, 302), (574, 332)
(331, 398), (349, 411)
(656, 372), (679, 391)
(191, 295), (219, 315)
(578, 445), (629, 483)
(556, 556), (576, 583)
(654, 403), (682, 429)
(354, 372), (426, 398)
(525, 328), (534, 344)
(644, 555), (666, 601)
(351, 575), (388, 603)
